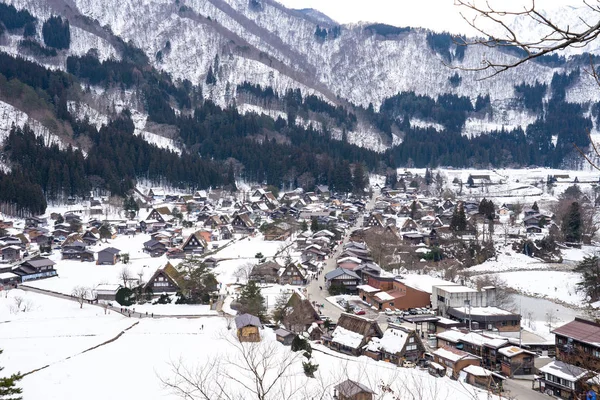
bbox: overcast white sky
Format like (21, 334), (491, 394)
(276, 0), (583, 34)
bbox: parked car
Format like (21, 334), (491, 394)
(402, 360), (416, 368)
(354, 309), (366, 315)
(384, 308), (394, 316)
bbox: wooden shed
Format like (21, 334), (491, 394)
(235, 313), (262, 342)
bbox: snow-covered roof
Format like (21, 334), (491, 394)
(331, 326), (364, 349)
(356, 284), (380, 293)
(95, 284), (121, 292)
(498, 346), (535, 357)
(365, 328), (410, 354)
(539, 360), (591, 382)
(463, 365), (493, 377)
(436, 329), (465, 343)
(0, 272), (18, 279)
(374, 291), (397, 302)
(434, 347), (479, 363)
(451, 306), (515, 317)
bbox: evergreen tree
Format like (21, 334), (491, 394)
(0, 349), (22, 400)
(310, 218), (319, 233)
(300, 220), (308, 232)
(425, 167), (432, 186)
(42, 15), (70, 49)
(205, 65), (216, 85)
(450, 202), (467, 233)
(467, 175), (475, 187)
(574, 255), (600, 303)
(272, 292), (289, 323)
(99, 224), (111, 242)
(352, 163), (367, 194)
(562, 201), (582, 243)
(532, 201), (539, 212)
(236, 280), (266, 321)
(179, 260), (218, 304)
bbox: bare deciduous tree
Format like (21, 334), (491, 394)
(119, 266), (132, 288)
(454, 0), (600, 78)
(72, 286), (90, 309)
(233, 262), (255, 283)
(160, 333), (315, 400)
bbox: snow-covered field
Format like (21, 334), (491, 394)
(492, 271), (585, 307)
(0, 289), (132, 375)
(3, 289), (491, 400)
(25, 234), (168, 296)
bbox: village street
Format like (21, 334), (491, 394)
(305, 189), (379, 322)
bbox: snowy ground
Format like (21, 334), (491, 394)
(5, 289), (491, 400)
(492, 270), (585, 307)
(0, 289), (132, 376)
(25, 233), (168, 297)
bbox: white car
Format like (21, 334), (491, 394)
(402, 360), (416, 368)
(384, 308), (394, 316)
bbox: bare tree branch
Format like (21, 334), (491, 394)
(452, 0), (600, 78)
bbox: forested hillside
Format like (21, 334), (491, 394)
(0, 0), (599, 215)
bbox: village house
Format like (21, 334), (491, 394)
(13, 258), (57, 282)
(96, 247), (121, 265)
(446, 306), (521, 333)
(279, 263), (307, 286)
(358, 272), (432, 311)
(462, 365), (505, 394)
(433, 346), (481, 379)
(363, 326), (425, 364)
(333, 380), (375, 400)
(61, 241), (94, 262)
(431, 284), (497, 317)
(553, 317), (600, 372)
(181, 231), (208, 255)
(324, 268), (361, 293)
(0, 245), (21, 262)
(498, 346), (536, 376)
(95, 284), (121, 301)
(231, 213), (255, 233)
(275, 328), (295, 346)
(539, 360), (594, 399)
(250, 261), (281, 284)
(235, 313), (262, 342)
(143, 239), (167, 257)
(283, 292), (321, 333)
(323, 313), (383, 356)
(144, 263), (182, 295)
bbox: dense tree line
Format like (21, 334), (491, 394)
(42, 15), (70, 50)
(426, 32), (466, 62)
(0, 3), (35, 31)
(4, 125), (89, 200)
(365, 24), (410, 37)
(381, 91), (473, 133)
(514, 81), (547, 113)
(18, 39), (58, 57)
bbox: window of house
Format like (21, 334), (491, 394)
(409, 337), (414, 343)
(406, 344), (417, 351)
(389, 302), (394, 307)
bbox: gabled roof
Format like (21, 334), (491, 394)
(99, 247), (121, 255)
(324, 268), (360, 281)
(334, 379), (375, 397)
(552, 317), (600, 348)
(235, 313), (262, 329)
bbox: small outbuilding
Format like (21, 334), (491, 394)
(235, 313), (262, 342)
(274, 328), (295, 346)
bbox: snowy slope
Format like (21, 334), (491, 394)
(1, 0), (597, 150)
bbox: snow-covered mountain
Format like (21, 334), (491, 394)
(1, 0), (599, 151)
